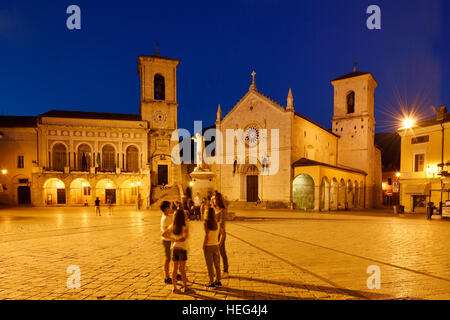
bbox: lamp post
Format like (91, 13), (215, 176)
(0, 169), (7, 193)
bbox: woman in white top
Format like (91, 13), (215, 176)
(162, 209), (191, 294)
(203, 207), (224, 288)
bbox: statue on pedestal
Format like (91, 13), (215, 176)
(192, 132), (206, 171)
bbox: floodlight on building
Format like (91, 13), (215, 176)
(1, 169), (7, 175)
(107, 183), (111, 187)
(131, 183), (135, 187)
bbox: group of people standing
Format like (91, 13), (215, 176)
(160, 191), (229, 294)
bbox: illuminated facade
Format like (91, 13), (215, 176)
(398, 106), (450, 213)
(0, 54), (182, 207)
(214, 71), (382, 210)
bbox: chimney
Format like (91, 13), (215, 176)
(436, 106), (448, 121)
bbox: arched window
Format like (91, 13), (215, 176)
(77, 144), (92, 171)
(154, 74), (165, 100)
(52, 143), (67, 171)
(347, 91), (355, 114)
(126, 146), (139, 172)
(102, 145), (116, 172)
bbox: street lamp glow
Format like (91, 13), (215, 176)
(189, 181), (194, 187)
(137, 181), (141, 186)
(1, 169), (7, 175)
(401, 117), (415, 129)
(396, 172), (401, 178)
(107, 183), (111, 187)
(131, 183), (135, 187)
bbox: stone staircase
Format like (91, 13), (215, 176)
(227, 201), (266, 210)
(150, 185), (182, 209)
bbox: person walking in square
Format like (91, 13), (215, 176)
(213, 193), (229, 277)
(95, 197), (101, 216)
(194, 192), (201, 220)
(162, 209), (191, 294)
(203, 207), (224, 289)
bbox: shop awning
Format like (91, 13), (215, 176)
(404, 183), (430, 195)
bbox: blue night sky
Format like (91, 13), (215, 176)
(0, 0), (448, 133)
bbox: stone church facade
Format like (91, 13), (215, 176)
(213, 71), (382, 210)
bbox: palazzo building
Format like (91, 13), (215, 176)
(0, 53), (182, 207)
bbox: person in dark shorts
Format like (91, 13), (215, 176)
(160, 201), (174, 284)
(162, 209), (191, 294)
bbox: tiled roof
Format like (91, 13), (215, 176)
(0, 116), (37, 128)
(39, 110), (142, 121)
(331, 71), (371, 82)
(294, 112), (338, 137)
(292, 157), (367, 175)
(415, 113), (450, 127)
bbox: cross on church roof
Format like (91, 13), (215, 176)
(353, 59), (358, 72)
(249, 70), (257, 91)
(155, 41), (160, 56)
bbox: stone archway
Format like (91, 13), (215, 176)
(320, 177), (330, 211)
(330, 178), (338, 210)
(293, 174), (315, 210)
(96, 179), (116, 205)
(70, 178), (91, 205)
(338, 179), (346, 210)
(347, 180), (354, 209)
(43, 178), (66, 205)
(246, 165), (259, 202)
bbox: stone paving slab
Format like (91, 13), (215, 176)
(0, 207), (449, 299)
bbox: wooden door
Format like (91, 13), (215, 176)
(18, 186), (31, 204)
(57, 189), (66, 204)
(158, 164), (168, 185)
(246, 175), (258, 202)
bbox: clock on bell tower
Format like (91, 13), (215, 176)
(138, 53), (182, 187)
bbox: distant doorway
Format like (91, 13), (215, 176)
(412, 195), (426, 213)
(18, 186), (31, 205)
(246, 175), (258, 202)
(105, 189), (116, 204)
(57, 189), (66, 204)
(158, 164), (168, 186)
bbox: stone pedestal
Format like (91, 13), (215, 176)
(190, 169), (215, 200)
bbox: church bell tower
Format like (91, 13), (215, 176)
(331, 68), (378, 207)
(138, 51), (182, 187)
